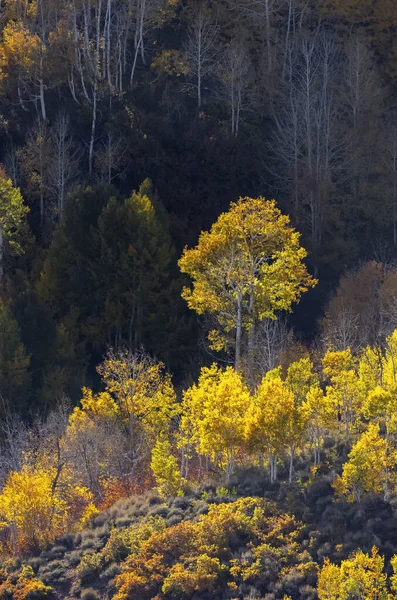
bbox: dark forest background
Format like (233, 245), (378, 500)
(0, 0), (396, 414)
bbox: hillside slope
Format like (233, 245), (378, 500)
(3, 466), (397, 600)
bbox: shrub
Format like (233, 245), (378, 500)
(27, 559), (42, 574)
(172, 497), (190, 511)
(166, 516), (182, 527)
(76, 554), (102, 582)
(44, 547), (65, 561)
(55, 535), (75, 550)
(101, 563), (121, 580)
(115, 518), (133, 529)
(68, 551), (82, 567)
(147, 505), (169, 519)
(80, 588), (100, 600)
(147, 494), (162, 507)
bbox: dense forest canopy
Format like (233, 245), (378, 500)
(2, 0), (397, 599)
(1, 0), (397, 405)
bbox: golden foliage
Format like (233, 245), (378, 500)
(0, 465), (95, 553)
(179, 197), (316, 355)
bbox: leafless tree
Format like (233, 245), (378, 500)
(0, 413), (28, 486)
(65, 413), (131, 498)
(66, 0), (107, 174)
(270, 30), (347, 258)
(184, 6), (219, 108)
(342, 34), (380, 132)
(229, 0), (282, 80)
(253, 317), (289, 373)
(4, 140), (20, 187)
(217, 38), (252, 137)
(341, 34), (383, 206)
(95, 129), (128, 184)
(49, 112), (80, 217)
(242, 316), (290, 386)
(321, 307), (360, 352)
(321, 261), (397, 352)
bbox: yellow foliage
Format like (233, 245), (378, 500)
(383, 329), (397, 389)
(333, 424), (392, 503)
(245, 375), (308, 479)
(361, 386), (397, 434)
(79, 502), (100, 528)
(182, 364), (250, 474)
(322, 349), (355, 379)
(318, 547), (388, 600)
(162, 554), (225, 595)
(245, 377), (289, 456)
(114, 497), (303, 600)
(0, 22), (41, 82)
(323, 354), (364, 439)
(303, 385), (336, 463)
(150, 439), (182, 497)
(68, 387), (120, 431)
(151, 49), (188, 76)
(286, 357), (319, 404)
(0, 565), (54, 600)
(179, 197), (316, 356)
(97, 351), (178, 440)
(359, 346), (383, 392)
(0, 465), (95, 553)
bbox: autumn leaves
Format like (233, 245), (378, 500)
(179, 197), (316, 370)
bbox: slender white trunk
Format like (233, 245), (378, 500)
(235, 294), (242, 369)
(289, 449), (294, 483)
(89, 83), (97, 175)
(39, 54), (46, 121)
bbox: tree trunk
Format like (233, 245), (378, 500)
(226, 451), (234, 484)
(88, 82), (97, 175)
(39, 54), (46, 121)
(269, 453), (277, 483)
(185, 454), (189, 479)
(258, 451), (264, 471)
(247, 290), (255, 374)
(289, 450), (294, 483)
(235, 294), (242, 370)
(180, 445), (184, 478)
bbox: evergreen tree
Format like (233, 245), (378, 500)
(39, 180), (187, 368)
(0, 298), (31, 415)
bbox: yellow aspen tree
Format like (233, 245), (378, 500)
(382, 329), (397, 389)
(182, 364), (251, 482)
(317, 559), (348, 600)
(285, 357), (319, 404)
(68, 351), (179, 494)
(97, 348), (179, 442)
(333, 424), (393, 503)
(322, 349), (363, 442)
(0, 465), (95, 553)
(245, 376), (307, 483)
(359, 345), (384, 392)
(0, 22), (42, 110)
(150, 439), (182, 497)
(390, 553), (397, 595)
(69, 387), (120, 427)
(362, 386), (397, 436)
(303, 386), (336, 465)
(179, 197), (316, 369)
(318, 547), (388, 600)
